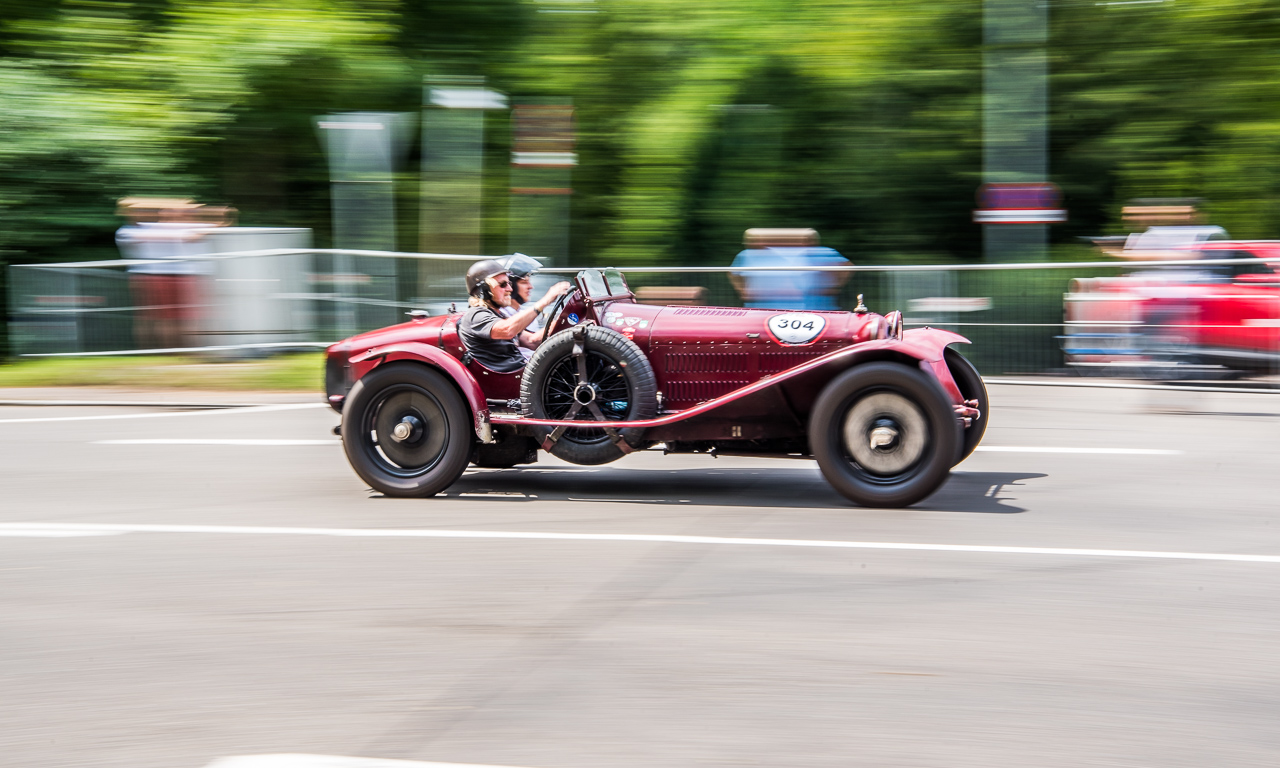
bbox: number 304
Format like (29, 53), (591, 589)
(775, 319), (815, 330)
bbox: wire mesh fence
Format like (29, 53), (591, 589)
(7, 249), (476, 358)
(8, 250), (1280, 378)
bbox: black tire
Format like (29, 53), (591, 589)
(520, 324), (658, 465)
(945, 347), (988, 464)
(809, 362), (961, 508)
(341, 363), (473, 497)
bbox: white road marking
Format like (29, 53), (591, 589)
(0, 400), (252, 408)
(95, 439), (339, 446)
(3, 522), (1279, 565)
(464, 467), (600, 473)
(0, 402), (327, 425)
(566, 497), (688, 503)
(974, 446), (1181, 455)
(0, 529), (124, 538)
(458, 492), (533, 498)
(206, 754), (520, 768)
(984, 378), (1280, 395)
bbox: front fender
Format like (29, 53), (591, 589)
(349, 342), (492, 442)
(898, 327), (970, 361)
(897, 328), (972, 403)
(801, 330), (971, 404)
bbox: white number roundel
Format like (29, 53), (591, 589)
(766, 313), (826, 345)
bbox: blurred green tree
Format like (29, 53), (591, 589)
(6, 0), (1280, 357)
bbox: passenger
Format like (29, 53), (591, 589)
(459, 258), (571, 373)
(498, 253), (547, 360)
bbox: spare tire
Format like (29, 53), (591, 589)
(520, 324), (658, 465)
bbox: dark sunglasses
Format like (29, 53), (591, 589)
(493, 279), (511, 289)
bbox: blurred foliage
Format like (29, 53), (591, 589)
(4, 0), (1280, 352)
(0, 352), (324, 390)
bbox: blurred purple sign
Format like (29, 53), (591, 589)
(974, 182), (1066, 224)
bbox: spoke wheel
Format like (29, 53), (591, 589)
(341, 364), (472, 497)
(810, 362), (960, 508)
(541, 349), (633, 444)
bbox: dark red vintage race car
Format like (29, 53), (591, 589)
(324, 268), (986, 507)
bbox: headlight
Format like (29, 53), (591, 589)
(884, 310), (904, 340)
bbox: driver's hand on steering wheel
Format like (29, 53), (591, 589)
(536, 281), (573, 311)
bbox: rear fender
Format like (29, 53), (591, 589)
(349, 343), (492, 442)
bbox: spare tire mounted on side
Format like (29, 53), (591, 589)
(520, 324), (658, 465)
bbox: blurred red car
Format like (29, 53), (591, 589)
(1064, 228), (1280, 377)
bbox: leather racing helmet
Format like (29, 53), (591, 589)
(501, 253), (542, 280)
(466, 259), (508, 301)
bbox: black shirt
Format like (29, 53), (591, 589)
(459, 305), (526, 373)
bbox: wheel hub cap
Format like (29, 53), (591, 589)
(390, 414), (423, 443)
(573, 383), (598, 406)
(842, 393), (928, 476)
(869, 422), (900, 451)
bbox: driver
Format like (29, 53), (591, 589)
(459, 258), (571, 373)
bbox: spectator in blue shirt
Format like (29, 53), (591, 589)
(729, 228), (851, 310)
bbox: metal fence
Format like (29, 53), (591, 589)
(9, 249), (1280, 377)
(7, 248), (477, 358)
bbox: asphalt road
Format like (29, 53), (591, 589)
(2, 382), (1279, 768)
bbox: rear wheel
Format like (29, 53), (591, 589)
(341, 364), (472, 497)
(809, 362), (960, 508)
(945, 347), (987, 464)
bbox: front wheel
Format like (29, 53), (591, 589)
(341, 363), (473, 497)
(809, 362), (961, 508)
(945, 347), (987, 464)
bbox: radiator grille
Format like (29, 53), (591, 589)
(325, 355), (350, 398)
(665, 352), (750, 373)
(665, 380), (750, 403)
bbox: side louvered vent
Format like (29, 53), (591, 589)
(666, 380), (750, 403)
(671, 308), (748, 317)
(665, 353), (750, 373)
(760, 351), (824, 373)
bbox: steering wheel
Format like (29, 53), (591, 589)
(543, 283), (581, 334)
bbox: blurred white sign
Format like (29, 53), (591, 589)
(907, 297), (992, 313)
(429, 87), (508, 110)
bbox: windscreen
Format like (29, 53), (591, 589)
(579, 269), (610, 299)
(604, 267), (629, 295)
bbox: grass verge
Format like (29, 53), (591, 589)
(0, 352), (324, 391)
